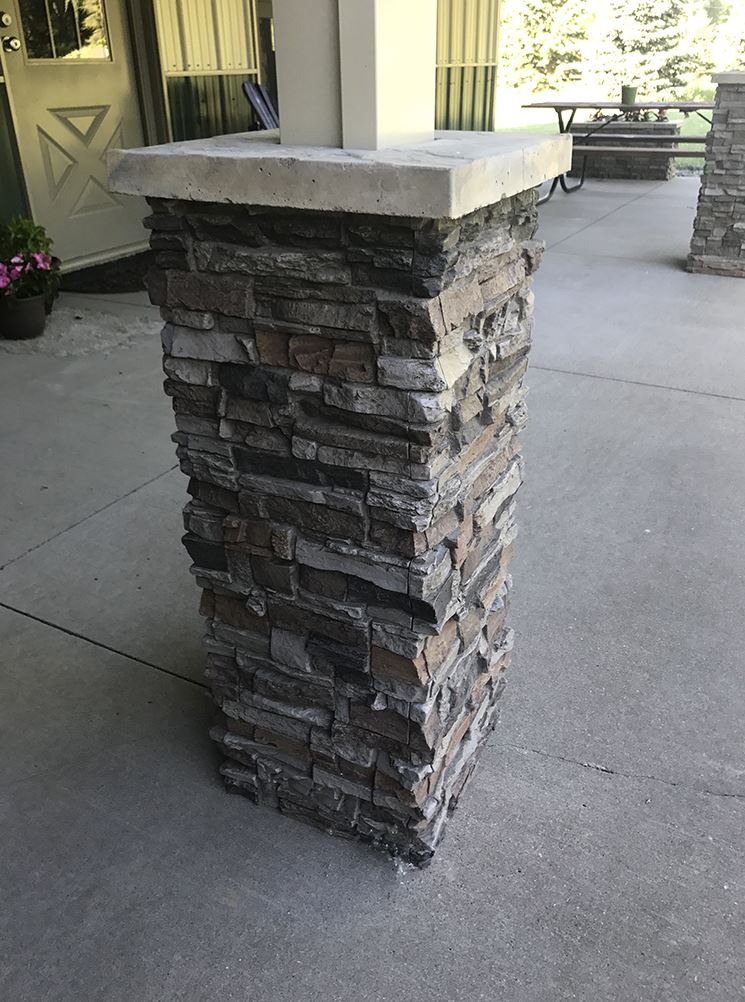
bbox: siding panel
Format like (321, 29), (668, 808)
(436, 0), (500, 131)
(153, 0), (261, 140)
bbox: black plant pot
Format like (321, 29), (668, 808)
(0, 293), (47, 340)
(45, 256), (62, 315)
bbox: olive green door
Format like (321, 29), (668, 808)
(0, 75), (27, 222)
(0, 0), (147, 268)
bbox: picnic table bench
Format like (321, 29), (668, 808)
(524, 99), (715, 203)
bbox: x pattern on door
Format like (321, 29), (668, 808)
(37, 104), (124, 217)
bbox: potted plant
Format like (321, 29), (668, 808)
(0, 217), (60, 340)
(621, 85), (638, 106)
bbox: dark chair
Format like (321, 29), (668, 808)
(243, 81), (279, 130)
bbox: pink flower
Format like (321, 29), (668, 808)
(32, 252), (51, 270)
(0, 265), (10, 291)
(10, 255), (23, 265)
(9, 265), (23, 281)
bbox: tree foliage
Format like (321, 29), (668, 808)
(501, 0), (590, 90)
(607, 0), (701, 90)
(501, 0), (744, 97)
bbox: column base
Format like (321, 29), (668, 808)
(687, 254), (745, 278)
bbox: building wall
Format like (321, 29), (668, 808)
(436, 0), (500, 131)
(148, 0), (501, 143)
(151, 0), (262, 141)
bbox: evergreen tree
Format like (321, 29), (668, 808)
(497, 0), (744, 101)
(605, 0), (703, 95)
(501, 0), (591, 90)
(704, 0), (730, 25)
(717, 5), (745, 67)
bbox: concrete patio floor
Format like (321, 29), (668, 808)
(2, 176), (744, 1000)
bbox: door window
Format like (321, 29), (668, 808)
(20, 0), (111, 61)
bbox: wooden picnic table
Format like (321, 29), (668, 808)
(523, 99), (715, 203)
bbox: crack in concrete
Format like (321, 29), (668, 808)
(494, 739), (745, 802)
(530, 364), (745, 405)
(0, 600), (207, 690)
(0, 463), (179, 573)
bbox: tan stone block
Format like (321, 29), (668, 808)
(456, 392), (484, 427)
(480, 257), (526, 309)
(329, 341), (376, 382)
(349, 700), (410, 743)
(422, 617), (459, 674)
(478, 544), (513, 610)
(458, 606), (484, 650)
(438, 276), (484, 331)
(214, 593), (270, 634)
(471, 445), (514, 502)
(255, 327), (290, 367)
(199, 590), (215, 618)
(223, 515), (273, 548)
(289, 334), (334, 374)
(412, 703), (444, 751)
(470, 670), (492, 708)
(371, 646), (430, 684)
(453, 514), (474, 568)
(254, 725), (312, 766)
(444, 708), (478, 766)
(459, 422), (499, 470)
(488, 648), (512, 682)
(485, 599), (508, 643)
(424, 508), (460, 550)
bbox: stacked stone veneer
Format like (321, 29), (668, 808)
(688, 76), (745, 277)
(569, 120), (681, 181)
(145, 191), (541, 864)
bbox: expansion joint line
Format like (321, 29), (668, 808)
(493, 740), (745, 802)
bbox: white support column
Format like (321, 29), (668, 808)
(273, 0), (343, 147)
(273, 0), (436, 151)
(337, 0), (436, 150)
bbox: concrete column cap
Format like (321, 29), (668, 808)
(108, 130), (571, 220)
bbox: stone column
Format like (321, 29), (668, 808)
(688, 72), (745, 278)
(108, 131), (569, 864)
(569, 120), (681, 181)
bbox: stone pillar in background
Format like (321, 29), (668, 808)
(569, 120), (681, 182)
(108, 132), (569, 864)
(688, 72), (745, 277)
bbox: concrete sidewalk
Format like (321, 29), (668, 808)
(1, 177), (743, 1001)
